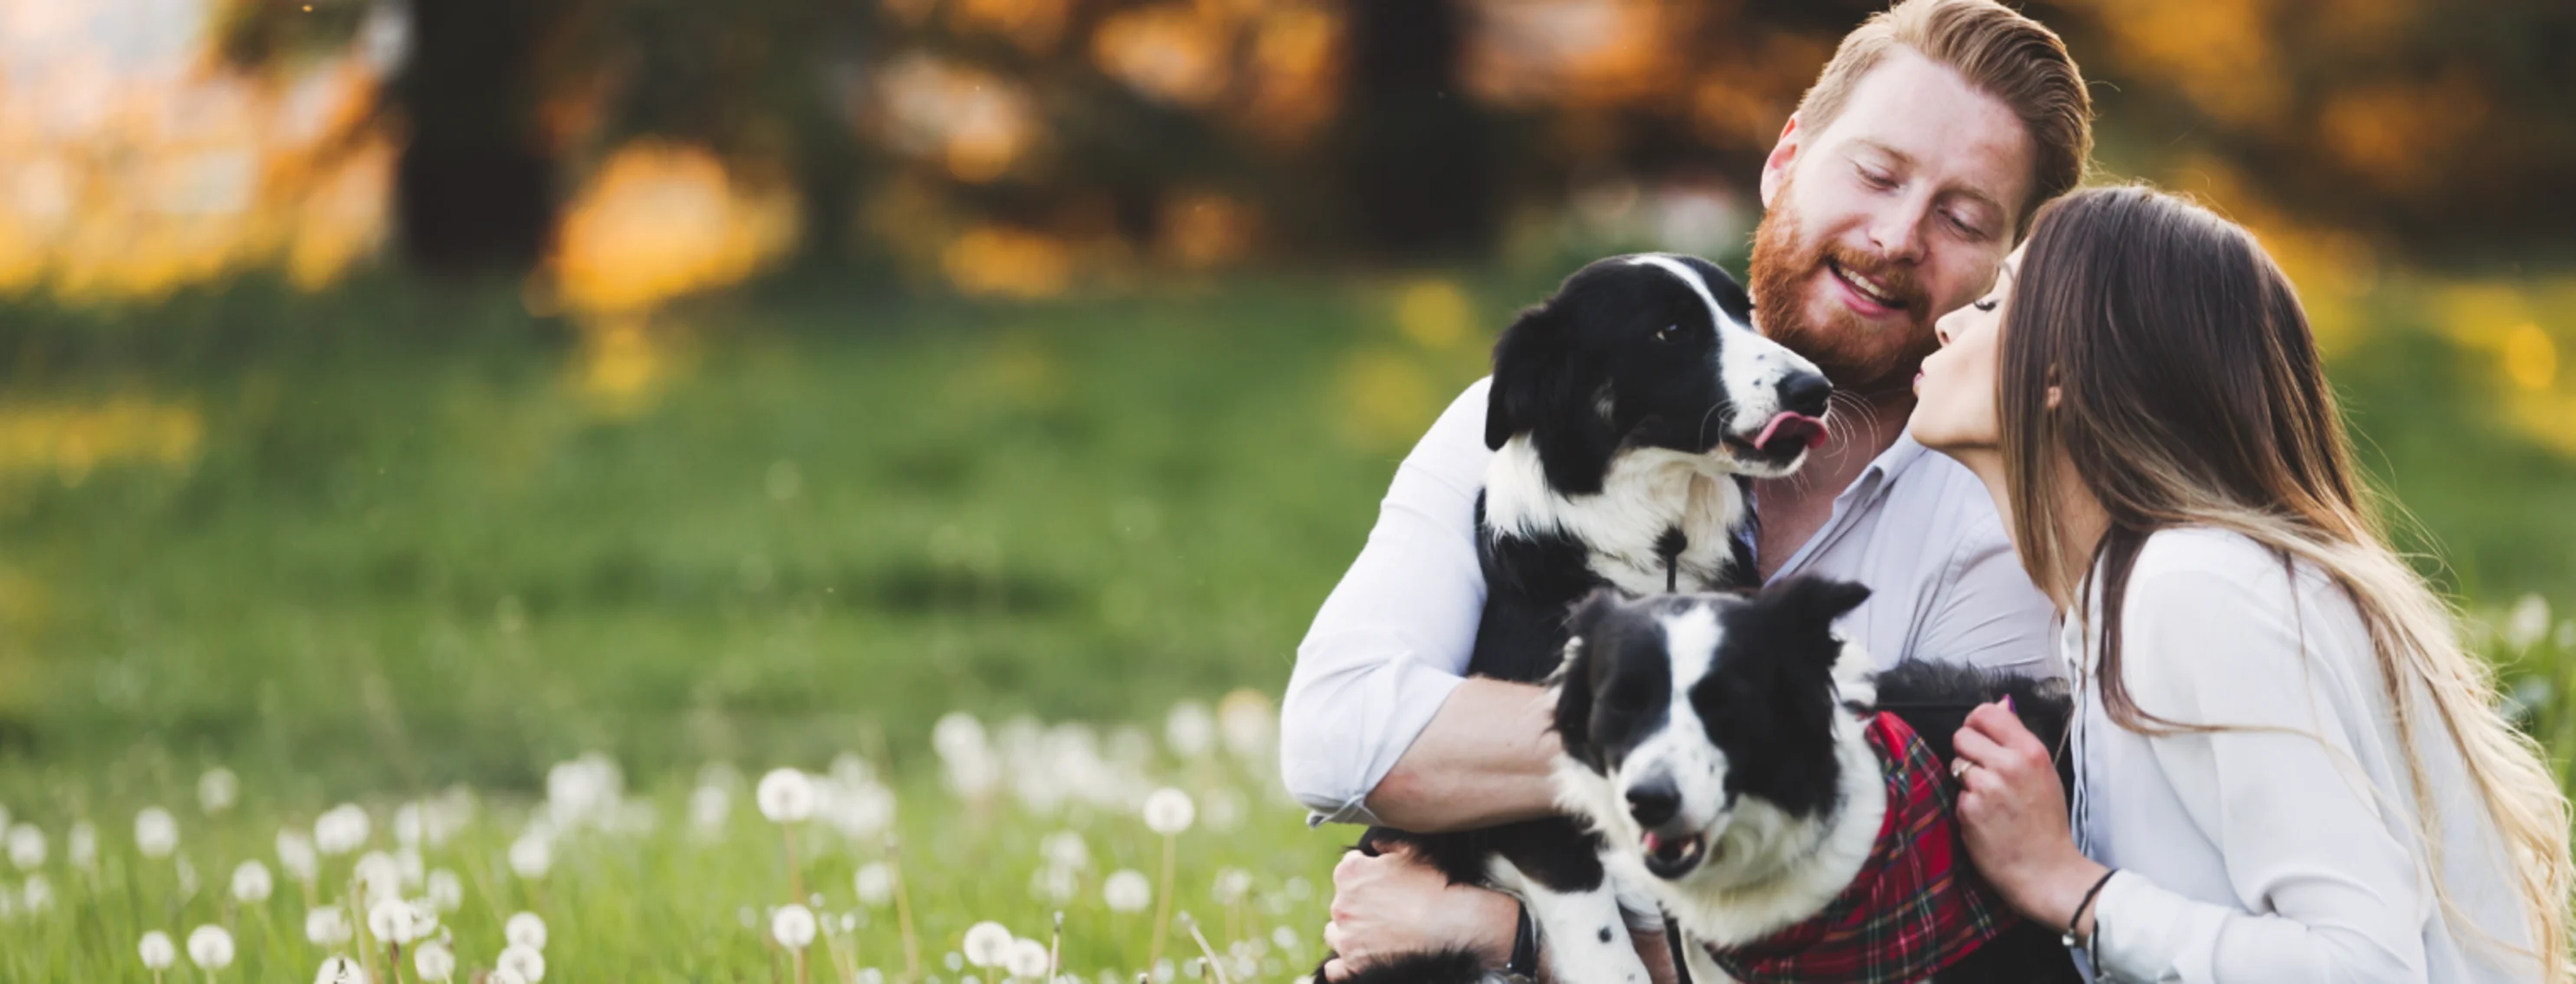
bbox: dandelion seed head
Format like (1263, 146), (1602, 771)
(946, 951), (967, 972)
(186, 923), (235, 970)
(1040, 830), (1089, 870)
(2507, 594), (2552, 651)
(854, 862), (895, 907)
(139, 930), (177, 969)
(825, 781), (897, 839)
(757, 769), (817, 823)
(1165, 701), (1215, 759)
(68, 822), (95, 869)
(6, 823), (44, 869)
(1006, 939), (1051, 980)
(1270, 926), (1299, 953)
(355, 850), (403, 900)
(1141, 788), (1193, 835)
(278, 828), (320, 881)
(198, 767), (239, 814)
(412, 941), (455, 982)
(508, 832), (553, 880)
(134, 806), (179, 859)
(314, 954), (369, 984)
(21, 872), (52, 912)
(306, 904), (353, 946)
(426, 869), (463, 912)
(689, 784), (731, 837)
(963, 921), (1015, 967)
(1103, 869), (1152, 913)
(772, 903), (819, 948)
(1212, 868), (1251, 903)
(1030, 864), (1077, 903)
(231, 859), (274, 903)
(316, 804), (370, 856)
(859, 969), (886, 984)
(506, 911), (548, 950)
(497, 942), (547, 982)
(369, 897), (421, 944)
(1215, 690), (1276, 762)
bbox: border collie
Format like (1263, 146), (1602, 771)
(1330, 254), (1834, 984)
(1548, 582), (2080, 984)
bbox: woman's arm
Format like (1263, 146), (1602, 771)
(1280, 377), (1561, 830)
(1959, 553), (2432, 982)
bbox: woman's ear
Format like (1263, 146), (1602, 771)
(2045, 384), (2063, 410)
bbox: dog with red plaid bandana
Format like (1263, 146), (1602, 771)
(1546, 580), (2080, 984)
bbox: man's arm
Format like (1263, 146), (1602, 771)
(1282, 377), (1559, 830)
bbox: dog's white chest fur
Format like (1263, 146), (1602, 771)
(1483, 438), (1749, 594)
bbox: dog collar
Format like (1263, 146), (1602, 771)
(1701, 712), (2021, 983)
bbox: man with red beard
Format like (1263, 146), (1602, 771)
(1282, 1), (2095, 980)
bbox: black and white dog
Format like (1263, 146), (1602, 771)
(1333, 253), (1835, 984)
(1548, 584), (2079, 984)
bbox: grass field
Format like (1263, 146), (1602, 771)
(0, 266), (2570, 980)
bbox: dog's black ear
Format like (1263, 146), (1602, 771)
(1486, 301), (1573, 450)
(1547, 588), (1625, 757)
(1754, 576), (1872, 637)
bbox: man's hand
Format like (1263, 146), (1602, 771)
(1321, 843), (1517, 981)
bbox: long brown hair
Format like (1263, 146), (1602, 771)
(1999, 185), (2573, 976)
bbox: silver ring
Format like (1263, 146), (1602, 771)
(1950, 758), (1975, 782)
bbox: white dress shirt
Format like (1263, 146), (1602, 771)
(2069, 528), (2539, 982)
(1279, 377), (2059, 825)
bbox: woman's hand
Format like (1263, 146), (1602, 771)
(1953, 699), (2110, 936)
(1322, 843), (1517, 981)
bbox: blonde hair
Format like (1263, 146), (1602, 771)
(2000, 186), (2573, 977)
(1795, 0), (2092, 238)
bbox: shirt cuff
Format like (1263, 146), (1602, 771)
(2089, 869), (2228, 982)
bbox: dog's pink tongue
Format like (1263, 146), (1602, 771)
(1643, 831), (1664, 853)
(1754, 412), (1831, 451)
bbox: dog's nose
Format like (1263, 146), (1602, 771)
(1626, 778), (1681, 829)
(1778, 370), (1831, 418)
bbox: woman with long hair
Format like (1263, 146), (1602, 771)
(1911, 184), (2571, 981)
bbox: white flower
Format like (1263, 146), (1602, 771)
(1030, 865), (1077, 903)
(933, 712), (989, 764)
(413, 941), (454, 982)
(1141, 788), (1194, 835)
(22, 872), (52, 911)
(426, 869), (463, 912)
(1271, 925), (1301, 953)
(962, 922), (1015, 968)
(135, 807), (179, 859)
(231, 860), (273, 903)
(490, 971), (529, 984)
(394, 804), (425, 847)
(855, 862), (895, 907)
(1215, 690), (1276, 761)
(1005, 939), (1051, 980)
(1040, 831), (1089, 870)
(825, 782), (896, 840)
(6, 823), (43, 869)
(404, 898), (441, 939)
(757, 769), (817, 823)
(140, 930), (177, 970)
(1103, 869), (1152, 913)
(354, 851), (402, 899)
(689, 784), (730, 837)
(307, 904), (353, 946)
(186, 924), (235, 970)
(773, 903), (820, 948)
(1165, 701), (1216, 759)
(68, 822), (95, 869)
(316, 804), (369, 856)
(198, 768), (239, 814)
(368, 897), (421, 944)
(506, 911), (548, 950)
(1212, 868), (1252, 903)
(315, 953), (369, 984)
(498, 942), (547, 982)
(508, 833), (552, 879)
(277, 829), (319, 882)
(2507, 594), (2552, 651)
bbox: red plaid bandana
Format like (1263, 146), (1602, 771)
(1702, 712), (2020, 984)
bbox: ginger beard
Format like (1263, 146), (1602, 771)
(1748, 175), (1943, 400)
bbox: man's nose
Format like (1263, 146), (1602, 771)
(1779, 370), (1831, 419)
(1867, 200), (1930, 265)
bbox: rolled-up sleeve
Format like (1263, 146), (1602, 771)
(1279, 378), (1494, 825)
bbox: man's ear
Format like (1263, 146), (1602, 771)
(1486, 301), (1572, 450)
(1758, 114), (1802, 209)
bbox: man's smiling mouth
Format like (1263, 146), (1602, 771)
(1827, 257), (1902, 308)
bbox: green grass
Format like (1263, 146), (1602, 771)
(0, 266), (2569, 977)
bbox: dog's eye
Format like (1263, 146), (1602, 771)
(1654, 325), (1683, 343)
